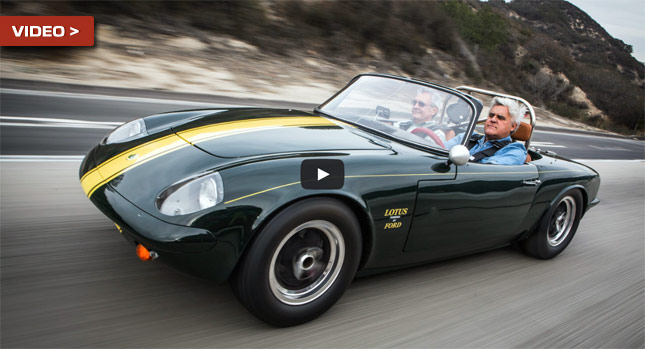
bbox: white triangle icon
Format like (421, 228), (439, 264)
(317, 168), (329, 181)
(70, 27), (79, 36)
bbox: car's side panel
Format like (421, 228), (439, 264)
(347, 155), (456, 270)
(213, 151), (455, 278)
(404, 162), (539, 256)
(213, 143), (552, 277)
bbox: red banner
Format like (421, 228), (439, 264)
(0, 16), (94, 46)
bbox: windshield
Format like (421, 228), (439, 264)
(319, 75), (475, 150)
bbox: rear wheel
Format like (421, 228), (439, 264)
(232, 197), (361, 327)
(523, 190), (583, 259)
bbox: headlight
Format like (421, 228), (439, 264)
(104, 118), (147, 144)
(156, 172), (224, 216)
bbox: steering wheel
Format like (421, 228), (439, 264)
(411, 127), (445, 148)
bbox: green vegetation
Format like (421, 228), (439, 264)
(277, 1), (458, 65)
(506, 0), (643, 132)
(571, 67), (644, 130)
(440, 1), (508, 51)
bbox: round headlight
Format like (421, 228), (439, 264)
(156, 172), (224, 216)
(104, 118), (147, 144)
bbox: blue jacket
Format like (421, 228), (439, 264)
(444, 133), (527, 165)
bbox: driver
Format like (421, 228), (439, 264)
(444, 97), (528, 165)
(396, 88), (452, 143)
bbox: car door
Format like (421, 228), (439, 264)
(404, 162), (539, 257)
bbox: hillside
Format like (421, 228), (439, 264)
(2, 0), (643, 134)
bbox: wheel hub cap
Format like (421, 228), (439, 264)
(269, 220), (345, 305)
(547, 196), (576, 247)
(293, 247), (324, 280)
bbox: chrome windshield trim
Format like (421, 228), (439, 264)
(317, 74), (480, 155)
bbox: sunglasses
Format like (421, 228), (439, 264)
(488, 112), (508, 121)
(411, 99), (427, 108)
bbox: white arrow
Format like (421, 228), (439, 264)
(317, 168), (329, 181)
(70, 27), (79, 36)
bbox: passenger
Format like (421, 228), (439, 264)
(397, 88), (453, 142)
(444, 97), (527, 165)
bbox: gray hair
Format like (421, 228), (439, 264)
(417, 87), (443, 110)
(490, 97), (526, 125)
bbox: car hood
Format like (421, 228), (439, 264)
(83, 108), (392, 223)
(170, 108), (390, 158)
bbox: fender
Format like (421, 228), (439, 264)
(529, 184), (588, 238)
(516, 183), (588, 243)
(232, 191), (376, 278)
(544, 184), (588, 217)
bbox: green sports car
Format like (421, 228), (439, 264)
(80, 74), (600, 326)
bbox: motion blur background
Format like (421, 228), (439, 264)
(1, 1), (643, 347)
(2, 0), (644, 134)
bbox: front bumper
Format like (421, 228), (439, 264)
(90, 184), (239, 282)
(586, 197), (600, 213)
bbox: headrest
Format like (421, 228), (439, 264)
(512, 122), (532, 142)
(446, 101), (471, 124)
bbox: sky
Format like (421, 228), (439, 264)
(566, 0), (645, 63)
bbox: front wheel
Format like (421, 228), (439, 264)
(523, 190), (583, 259)
(231, 198), (361, 327)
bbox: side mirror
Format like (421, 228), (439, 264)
(448, 145), (470, 166)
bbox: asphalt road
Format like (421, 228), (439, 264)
(1, 87), (644, 160)
(1, 85), (644, 347)
(1, 160), (643, 347)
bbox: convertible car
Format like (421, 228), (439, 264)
(80, 74), (600, 326)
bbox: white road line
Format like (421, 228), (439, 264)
(1, 88), (245, 108)
(588, 145), (630, 151)
(0, 155), (85, 162)
(1, 116), (123, 126)
(530, 141), (566, 148)
(0, 122), (116, 129)
(0, 115), (122, 129)
(572, 159), (645, 163)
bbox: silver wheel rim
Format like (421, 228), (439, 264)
(269, 220), (345, 305)
(547, 196), (576, 247)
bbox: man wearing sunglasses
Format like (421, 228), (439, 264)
(443, 97), (527, 165)
(396, 89), (450, 143)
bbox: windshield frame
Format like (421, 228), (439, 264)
(315, 73), (480, 155)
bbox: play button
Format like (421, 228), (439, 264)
(317, 168), (329, 181)
(301, 159), (344, 189)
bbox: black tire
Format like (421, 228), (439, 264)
(231, 197), (361, 327)
(523, 189), (583, 259)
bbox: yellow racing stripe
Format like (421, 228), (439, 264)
(177, 117), (335, 144)
(80, 116), (336, 198)
(80, 167), (105, 195)
(82, 134), (189, 197)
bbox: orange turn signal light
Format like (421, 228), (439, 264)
(136, 244), (157, 261)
